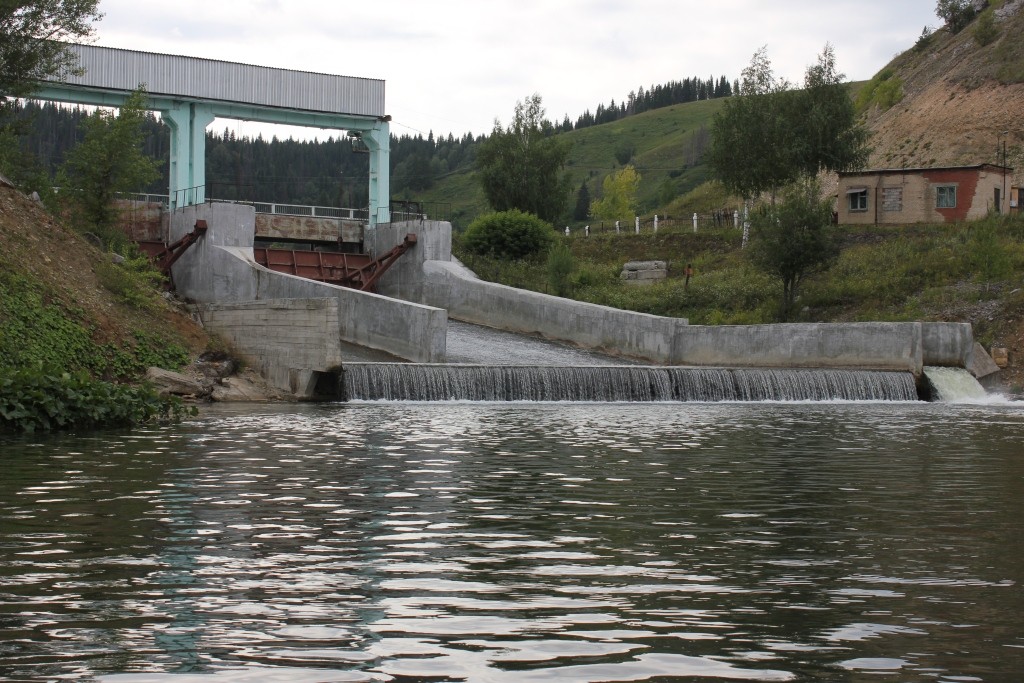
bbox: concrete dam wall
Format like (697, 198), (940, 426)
(370, 218), (974, 376)
(168, 202), (980, 398)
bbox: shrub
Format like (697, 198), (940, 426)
(856, 69), (903, 112)
(461, 209), (555, 260)
(936, 0), (976, 34)
(0, 367), (195, 434)
(972, 10), (999, 47)
(546, 241), (574, 296)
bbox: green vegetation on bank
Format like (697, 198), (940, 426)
(454, 210), (1024, 348)
(0, 367), (193, 434)
(0, 269), (190, 379)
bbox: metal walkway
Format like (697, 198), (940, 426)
(34, 45), (391, 223)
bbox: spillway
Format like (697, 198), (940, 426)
(340, 364), (919, 402)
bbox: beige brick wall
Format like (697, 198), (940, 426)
(838, 166), (1011, 225)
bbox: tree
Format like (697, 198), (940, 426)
(747, 179), (839, 320)
(707, 47), (795, 202)
(708, 45), (869, 203)
(936, 0), (977, 33)
(590, 164), (641, 222)
(572, 181), (590, 221)
(0, 1), (102, 107)
(792, 44), (870, 178)
(58, 89), (161, 239)
(476, 94), (572, 222)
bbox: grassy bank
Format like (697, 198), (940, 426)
(0, 185), (208, 432)
(455, 213), (1024, 356)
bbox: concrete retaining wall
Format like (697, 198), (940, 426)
(405, 240), (972, 374)
(193, 298), (343, 397)
(421, 260), (684, 362)
(169, 203), (448, 366)
(669, 322), (921, 372)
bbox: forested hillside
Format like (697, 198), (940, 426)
(4, 72), (734, 227)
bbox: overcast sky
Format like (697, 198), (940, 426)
(92, 0), (941, 140)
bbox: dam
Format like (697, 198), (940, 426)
(147, 199), (993, 402)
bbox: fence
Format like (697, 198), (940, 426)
(561, 209), (747, 236)
(121, 186), (451, 226)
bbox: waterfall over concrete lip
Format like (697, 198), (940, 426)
(341, 364), (920, 403)
(922, 366), (1001, 403)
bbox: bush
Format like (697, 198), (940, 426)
(0, 367), (194, 434)
(546, 241), (574, 296)
(936, 0), (976, 34)
(856, 69), (903, 112)
(972, 10), (999, 47)
(461, 209), (555, 259)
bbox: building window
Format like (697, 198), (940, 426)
(847, 188), (868, 212)
(882, 187), (903, 212)
(936, 185), (957, 209)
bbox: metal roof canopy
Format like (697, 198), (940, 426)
(34, 44), (390, 224)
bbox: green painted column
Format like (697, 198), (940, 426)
(160, 102), (216, 208)
(364, 120), (391, 226)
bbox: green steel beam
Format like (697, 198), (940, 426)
(32, 84), (391, 225)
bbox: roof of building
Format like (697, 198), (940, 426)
(44, 44), (385, 118)
(839, 163), (1013, 177)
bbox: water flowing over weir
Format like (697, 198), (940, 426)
(341, 364), (920, 402)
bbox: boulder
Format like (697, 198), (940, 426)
(145, 367), (209, 398)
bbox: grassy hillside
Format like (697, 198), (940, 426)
(417, 98), (727, 231)
(860, 0), (1024, 177)
(0, 181), (207, 380)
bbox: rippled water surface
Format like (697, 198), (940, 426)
(2, 401), (1023, 682)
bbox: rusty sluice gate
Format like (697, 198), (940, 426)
(135, 220), (208, 275)
(253, 233), (417, 292)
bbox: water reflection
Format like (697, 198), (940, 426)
(1, 402), (1023, 681)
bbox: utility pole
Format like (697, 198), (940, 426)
(998, 131), (1008, 214)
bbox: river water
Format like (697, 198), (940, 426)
(2, 400), (1023, 682)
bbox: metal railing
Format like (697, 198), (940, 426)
(120, 187), (451, 226)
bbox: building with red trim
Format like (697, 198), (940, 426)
(836, 164), (1016, 225)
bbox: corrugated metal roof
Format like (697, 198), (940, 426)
(51, 44), (384, 117)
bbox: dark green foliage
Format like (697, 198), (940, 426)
(476, 94), (572, 222)
(461, 209), (554, 260)
(0, 366), (194, 434)
(546, 240), (574, 297)
(614, 141), (636, 165)
(968, 221), (1012, 288)
(709, 45), (868, 201)
(914, 26), (936, 52)
(748, 180), (839, 320)
(94, 247), (166, 309)
(57, 89), (161, 237)
(0, 270), (189, 380)
(856, 68), (904, 112)
(0, 1), (102, 108)
(972, 10), (999, 46)
(575, 75), (733, 130)
(936, 0), (977, 33)
(573, 181), (591, 221)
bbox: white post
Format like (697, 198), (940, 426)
(615, 220), (620, 233)
(653, 214), (659, 233)
(733, 210), (739, 228)
(692, 212), (698, 233)
(565, 226), (570, 237)
(634, 216), (640, 234)
(742, 202), (750, 249)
